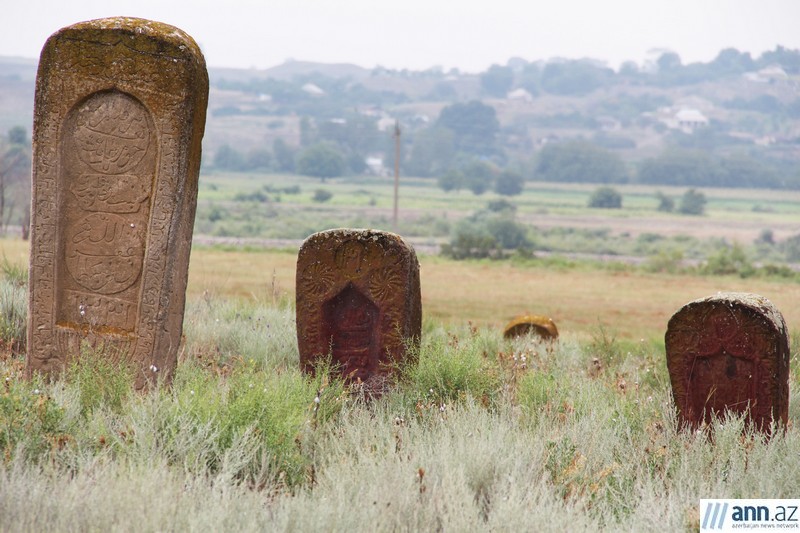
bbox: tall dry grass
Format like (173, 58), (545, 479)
(1, 291), (799, 532)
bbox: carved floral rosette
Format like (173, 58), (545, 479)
(665, 292), (789, 434)
(296, 229), (421, 386)
(27, 18), (208, 388)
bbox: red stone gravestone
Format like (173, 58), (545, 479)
(296, 229), (421, 389)
(27, 18), (208, 388)
(665, 293), (789, 434)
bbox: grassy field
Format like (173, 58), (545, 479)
(6, 237), (800, 341)
(195, 172), (800, 245)
(1, 279), (798, 531)
(2, 216), (800, 530)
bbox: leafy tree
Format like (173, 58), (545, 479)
(534, 140), (627, 184)
(245, 148), (272, 171)
(587, 186), (622, 208)
(272, 139), (296, 173)
(296, 143), (346, 181)
(406, 127), (456, 177)
(436, 100), (500, 156)
(517, 63), (541, 95)
(494, 169), (524, 196)
(678, 189), (706, 215)
(462, 160), (494, 195)
(540, 61), (613, 96)
(0, 127), (31, 235)
(213, 144), (246, 171)
(7, 126), (27, 146)
(480, 64), (514, 97)
(655, 191), (674, 212)
(657, 52), (682, 71)
(437, 169), (464, 192)
(710, 48), (755, 76)
(758, 45), (800, 74)
(637, 149), (719, 186)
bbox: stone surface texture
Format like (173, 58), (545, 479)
(296, 229), (421, 386)
(665, 292), (789, 433)
(27, 18), (208, 388)
(503, 315), (559, 340)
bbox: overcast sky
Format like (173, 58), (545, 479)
(2, 0), (799, 72)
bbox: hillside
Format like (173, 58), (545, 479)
(2, 48), (800, 188)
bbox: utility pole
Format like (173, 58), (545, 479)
(392, 120), (401, 232)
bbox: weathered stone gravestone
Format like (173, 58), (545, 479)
(503, 314), (559, 341)
(665, 293), (789, 434)
(296, 229), (421, 388)
(27, 18), (208, 388)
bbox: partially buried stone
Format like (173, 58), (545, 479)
(27, 18), (208, 388)
(503, 314), (559, 340)
(665, 292), (789, 434)
(296, 229), (421, 390)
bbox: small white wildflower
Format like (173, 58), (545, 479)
(33, 389), (40, 394)
(314, 396), (320, 404)
(149, 364), (159, 372)
(190, 390), (195, 395)
(248, 383), (254, 388)
(79, 304), (86, 318)
(429, 388), (434, 394)
(439, 404), (445, 412)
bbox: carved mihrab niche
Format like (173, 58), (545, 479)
(296, 229), (422, 389)
(665, 292), (789, 434)
(27, 17), (208, 388)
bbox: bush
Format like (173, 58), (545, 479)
(588, 186), (622, 208)
(312, 189), (333, 203)
(655, 192), (674, 212)
(701, 243), (754, 277)
(494, 170), (524, 196)
(678, 189), (706, 215)
(441, 211), (531, 259)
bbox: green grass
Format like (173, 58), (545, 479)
(1, 290), (798, 531)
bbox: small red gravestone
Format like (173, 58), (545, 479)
(665, 293), (789, 434)
(296, 229), (421, 388)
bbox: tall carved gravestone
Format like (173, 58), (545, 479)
(665, 293), (789, 434)
(27, 18), (208, 387)
(296, 229), (421, 389)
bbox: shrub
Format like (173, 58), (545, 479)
(312, 189), (333, 203)
(678, 189), (706, 215)
(655, 191), (674, 212)
(66, 345), (135, 417)
(494, 170), (524, 196)
(588, 186), (622, 208)
(701, 243), (754, 277)
(441, 211), (531, 259)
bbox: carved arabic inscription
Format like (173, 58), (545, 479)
(57, 90), (154, 331)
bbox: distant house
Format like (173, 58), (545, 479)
(301, 83), (325, 96)
(506, 88), (533, 103)
(744, 65), (789, 83)
(675, 108), (709, 132)
(657, 107), (709, 133)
